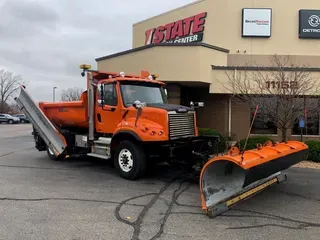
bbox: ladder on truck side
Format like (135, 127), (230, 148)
(15, 86), (67, 157)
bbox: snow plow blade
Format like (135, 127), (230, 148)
(199, 140), (308, 218)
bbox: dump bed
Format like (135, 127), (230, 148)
(39, 91), (89, 128)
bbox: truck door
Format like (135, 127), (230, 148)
(95, 82), (122, 134)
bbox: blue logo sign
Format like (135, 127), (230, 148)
(299, 119), (305, 128)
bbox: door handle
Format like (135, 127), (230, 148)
(102, 106), (116, 112)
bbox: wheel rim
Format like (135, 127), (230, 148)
(118, 148), (133, 172)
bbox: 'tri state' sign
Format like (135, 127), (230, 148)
(144, 12), (207, 45)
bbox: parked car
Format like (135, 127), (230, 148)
(0, 113), (20, 124)
(12, 113), (30, 123)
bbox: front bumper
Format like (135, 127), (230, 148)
(163, 135), (223, 163)
(171, 135), (221, 153)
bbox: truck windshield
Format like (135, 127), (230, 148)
(120, 81), (167, 107)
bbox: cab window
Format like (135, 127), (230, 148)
(103, 83), (117, 106)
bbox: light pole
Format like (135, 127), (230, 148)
(53, 87), (57, 102)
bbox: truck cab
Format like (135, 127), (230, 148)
(95, 73), (169, 136)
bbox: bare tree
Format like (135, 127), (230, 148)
(0, 69), (24, 113)
(7, 103), (20, 114)
(60, 87), (83, 101)
(220, 54), (320, 141)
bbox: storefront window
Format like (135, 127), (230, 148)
(292, 97), (319, 135)
(250, 97), (278, 134)
(291, 97), (305, 135)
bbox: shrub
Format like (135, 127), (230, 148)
(198, 128), (227, 153)
(305, 140), (320, 162)
(236, 136), (275, 151)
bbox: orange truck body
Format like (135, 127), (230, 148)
(38, 71), (197, 142)
(29, 68), (209, 171)
(39, 92), (89, 129)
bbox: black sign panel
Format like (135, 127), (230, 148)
(299, 9), (320, 39)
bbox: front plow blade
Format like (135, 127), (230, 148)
(199, 140), (308, 218)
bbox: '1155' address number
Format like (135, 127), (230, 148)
(266, 81), (298, 89)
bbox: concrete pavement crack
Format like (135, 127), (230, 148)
(174, 182), (199, 208)
(274, 189), (320, 202)
(114, 180), (175, 240)
(0, 197), (145, 207)
(227, 223), (319, 230)
(114, 193), (158, 226)
(149, 181), (185, 240)
(114, 177), (188, 240)
(226, 209), (320, 230)
(0, 147), (34, 158)
(131, 181), (174, 240)
(0, 164), (113, 172)
(0, 164), (76, 171)
(158, 197), (170, 207)
(0, 152), (14, 158)
(227, 223), (316, 230)
(166, 212), (203, 216)
(169, 210), (320, 230)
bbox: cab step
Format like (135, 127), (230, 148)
(94, 137), (111, 145)
(87, 153), (111, 160)
(87, 137), (111, 160)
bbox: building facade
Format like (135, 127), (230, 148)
(95, 0), (320, 141)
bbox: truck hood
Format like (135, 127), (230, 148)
(146, 103), (193, 113)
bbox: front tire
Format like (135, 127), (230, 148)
(8, 119), (13, 124)
(114, 140), (146, 180)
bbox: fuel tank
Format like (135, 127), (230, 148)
(39, 91), (89, 128)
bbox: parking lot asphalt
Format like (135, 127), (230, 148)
(0, 124), (319, 240)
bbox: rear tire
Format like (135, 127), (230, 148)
(114, 140), (146, 180)
(20, 119), (25, 123)
(46, 145), (64, 161)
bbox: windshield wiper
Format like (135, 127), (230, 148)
(147, 102), (163, 105)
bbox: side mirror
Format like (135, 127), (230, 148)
(97, 83), (105, 106)
(132, 100), (145, 109)
(164, 88), (168, 96)
(132, 100), (146, 127)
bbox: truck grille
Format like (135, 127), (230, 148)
(168, 111), (195, 140)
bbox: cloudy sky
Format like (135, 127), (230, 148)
(0, 0), (194, 102)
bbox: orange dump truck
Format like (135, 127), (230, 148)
(15, 64), (308, 218)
